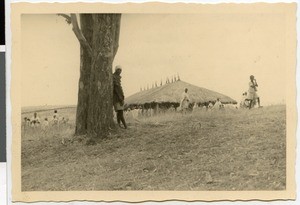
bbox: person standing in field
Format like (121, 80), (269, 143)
(213, 98), (223, 110)
(248, 75), (262, 109)
(180, 88), (190, 114)
(207, 101), (214, 110)
(52, 110), (59, 125)
(41, 118), (49, 131)
(30, 112), (40, 127)
(113, 65), (127, 129)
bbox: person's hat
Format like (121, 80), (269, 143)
(115, 65), (122, 71)
(250, 75), (254, 78)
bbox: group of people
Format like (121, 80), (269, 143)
(112, 65), (263, 128)
(23, 110), (68, 129)
(180, 88), (225, 113)
(23, 65), (262, 134)
(179, 75), (262, 111)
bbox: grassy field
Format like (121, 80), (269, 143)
(21, 105), (286, 191)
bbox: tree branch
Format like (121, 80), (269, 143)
(70, 14), (93, 56)
(113, 14), (121, 58)
(57, 13), (72, 24)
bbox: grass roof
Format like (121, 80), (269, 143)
(125, 80), (237, 105)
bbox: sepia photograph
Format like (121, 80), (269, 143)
(11, 2), (296, 202)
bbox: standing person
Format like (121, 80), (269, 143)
(113, 65), (127, 129)
(180, 88), (190, 114)
(248, 75), (261, 109)
(213, 98), (222, 110)
(52, 110), (59, 125)
(30, 112), (40, 127)
(207, 101), (214, 110)
(41, 118), (49, 132)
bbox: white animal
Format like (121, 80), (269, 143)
(224, 104), (239, 109)
(193, 104), (200, 112)
(131, 108), (139, 119)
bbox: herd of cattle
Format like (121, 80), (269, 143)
(23, 97), (252, 129)
(122, 100), (242, 120)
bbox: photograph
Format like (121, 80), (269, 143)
(11, 2), (296, 202)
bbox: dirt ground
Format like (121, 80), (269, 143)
(21, 105), (286, 191)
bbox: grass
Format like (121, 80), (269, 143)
(21, 105), (286, 191)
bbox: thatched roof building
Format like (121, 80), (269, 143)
(125, 80), (237, 108)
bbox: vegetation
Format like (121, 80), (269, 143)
(21, 105), (286, 191)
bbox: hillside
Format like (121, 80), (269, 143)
(21, 105), (286, 191)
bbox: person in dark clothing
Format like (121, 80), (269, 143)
(113, 65), (127, 129)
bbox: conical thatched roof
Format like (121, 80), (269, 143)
(125, 80), (237, 105)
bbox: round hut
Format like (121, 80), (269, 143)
(125, 80), (237, 114)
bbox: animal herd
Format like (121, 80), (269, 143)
(23, 94), (252, 130)
(123, 99), (240, 120)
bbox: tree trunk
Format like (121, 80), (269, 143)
(75, 14), (93, 135)
(86, 14), (121, 138)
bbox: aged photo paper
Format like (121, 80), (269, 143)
(10, 2), (296, 202)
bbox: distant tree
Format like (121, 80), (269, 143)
(59, 14), (121, 138)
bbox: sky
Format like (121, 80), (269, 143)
(21, 13), (287, 107)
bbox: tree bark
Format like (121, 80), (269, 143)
(75, 14), (93, 135)
(86, 14), (121, 138)
(70, 14), (93, 56)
